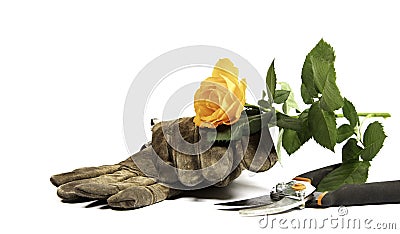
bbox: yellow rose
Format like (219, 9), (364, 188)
(193, 58), (247, 128)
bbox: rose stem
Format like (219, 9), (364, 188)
(335, 113), (391, 118)
(245, 103), (391, 118)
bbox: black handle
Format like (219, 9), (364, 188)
(317, 180), (400, 207)
(298, 163), (341, 187)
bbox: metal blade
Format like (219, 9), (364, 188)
(239, 180), (316, 216)
(239, 195), (313, 217)
(215, 194), (273, 207)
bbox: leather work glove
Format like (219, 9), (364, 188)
(50, 117), (277, 209)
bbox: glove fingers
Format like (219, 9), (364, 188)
(174, 151), (204, 187)
(214, 165), (242, 187)
(150, 124), (179, 184)
(56, 169), (136, 201)
(211, 140), (244, 187)
(241, 130), (278, 172)
(107, 183), (179, 209)
(200, 145), (233, 183)
(51, 164), (121, 187)
(74, 176), (157, 200)
(57, 179), (92, 201)
(164, 118), (204, 187)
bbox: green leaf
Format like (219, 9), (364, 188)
(337, 124), (354, 143)
(282, 129), (302, 155)
(280, 109), (312, 155)
(282, 104), (288, 115)
(361, 121), (387, 161)
(301, 83), (313, 104)
(309, 102), (337, 151)
(276, 112), (303, 131)
(266, 60), (276, 98)
(342, 138), (363, 163)
(317, 161), (370, 192)
(262, 90), (266, 100)
(297, 109), (312, 143)
(274, 90), (290, 104)
(257, 99), (271, 109)
(343, 98), (359, 127)
(301, 39), (335, 100)
(310, 56), (344, 111)
(279, 82), (300, 113)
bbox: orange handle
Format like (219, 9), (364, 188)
(293, 176), (312, 184)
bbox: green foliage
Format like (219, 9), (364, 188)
(309, 102), (337, 151)
(297, 109), (312, 143)
(301, 39), (335, 102)
(274, 90), (290, 104)
(361, 121), (387, 161)
(266, 59), (276, 98)
(317, 161), (370, 192)
(282, 129), (302, 155)
(276, 113), (303, 131)
(258, 99), (271, 109)
(301, 83), (313, 104)
(310, 56), (343, 111)
(316, 119), (386, 191)
(337, 124), (354, 143)
(279, 82), (300, 114)
(342, 138), (363, 163)
(254, 39), (388, 191)
(342, 98), (359, 127)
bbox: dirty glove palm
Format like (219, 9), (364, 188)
(51, 117), (277, 209)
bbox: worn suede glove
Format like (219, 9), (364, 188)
(51, 117), (277, 209)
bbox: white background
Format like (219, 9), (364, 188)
(1, 1), (400, 233)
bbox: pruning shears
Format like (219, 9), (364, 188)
(216, 164), (400, 216)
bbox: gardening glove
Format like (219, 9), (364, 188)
(51, 117), (277, 209)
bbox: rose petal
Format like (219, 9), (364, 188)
(203, 77), (228, 88)
(220, 74), (240, 94)
(212, 58), (239, 79)
(221, 93), (242, 125)
(193, 59), (246, 128)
